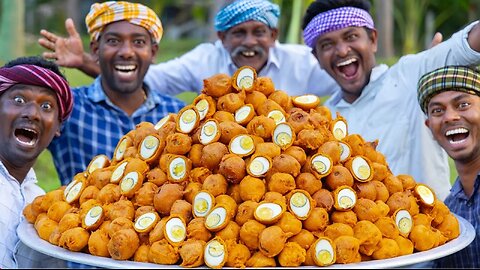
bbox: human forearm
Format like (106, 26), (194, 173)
(467, 20), (480, 52)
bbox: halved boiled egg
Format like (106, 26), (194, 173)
(82, 205), (104, 231)
(312, 237), (336, 266)
(247, 154), (272, 177)
(176, 105), (200, 134)
(139, 134), (163, 163)
(167, 156), (190, 182)
(64, 180), (85, 204)
(154, 113), (175, 130)
(267, 109), (286, 125)
(195, 98), (210, 121)
(292, 94), (321, 111)
(235, 104), (255, 125)
(333, 186), (357, 211)
(346, 156), (373, 182)
(229, 134), (255, 157)
(164, 216), (187, 246)
(331, 119), (348, 141)
(199, 119), (221, 145)
(205, 205), (230, 232)
(113, 135), (132, 162)
(254, 201), (285, 225)
(134, 212), (160, 233)
(272, 123), (295, 150)
(393, 209), (413, 237)
(204, 237), (228, 268)
(338, 142), (352, 162)
(193, 191), (215, 218)
(232, 66), (256, 91)
(287, 190), (314, 220)
(120, 171), (144, 198)
(86, 154), (110, 175)
(310, 153), (333, 178)
(110, 160), (128, 184)
(414, 184), (436, 207)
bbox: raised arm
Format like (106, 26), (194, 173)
(468, 20), (480, 52)
(38, 18), (100, 78)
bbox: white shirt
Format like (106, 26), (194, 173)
(145, 40), (339, 96)
(0, 161), (65, 268)
(325, 21), (480, 201)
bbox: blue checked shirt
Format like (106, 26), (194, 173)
(48, 76), (185, 185)
(434, 175), (480, 268)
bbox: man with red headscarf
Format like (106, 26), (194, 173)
(0, 55), (72, 268)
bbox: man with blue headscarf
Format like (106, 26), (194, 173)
(39, 0), (339, 97)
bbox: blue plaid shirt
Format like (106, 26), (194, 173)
(48, 76), (185, 185)
(434, 175), (480, 268)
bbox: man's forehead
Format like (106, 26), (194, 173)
(228, 20), (272, 31)
(102, 20), (151, 36)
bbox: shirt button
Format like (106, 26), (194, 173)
(467, 201), (473, 207)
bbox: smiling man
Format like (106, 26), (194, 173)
(0, 56), (71, 268)
(302, 0), (480, 200)
(418, 65), (480, 268)
(38, 0), (339, 97)
(47, 1), (185, 185)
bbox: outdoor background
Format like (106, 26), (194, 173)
(1, 0), (478, 191)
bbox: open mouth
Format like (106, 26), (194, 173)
(336, 58), (358, 78)
(445, 127), (469, 144)
(14, 128), (38, 147)
(115, 64), (137, 74)
(241, 50), (256, 57)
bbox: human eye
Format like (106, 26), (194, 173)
(106, 37), (119, 45)
(458, 101), (471, 110)
(13, 95), (25, 104)
(429, 107), (444, 116)
(346, 33), (358, 41)
(41, 101), (53, 111)
(318, 41), (333, 51)
(133, 38), (147, 46)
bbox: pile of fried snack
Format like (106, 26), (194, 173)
(24, 66), (460, 268)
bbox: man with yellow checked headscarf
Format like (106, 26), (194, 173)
(45, 1), (185, 189)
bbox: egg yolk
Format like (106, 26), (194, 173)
(172, 162), (186, 177)
(144, 136), (157, 149)
(203, 124), (216, 136)
(339, 195), (353, 208)
(398, 217), (412, 234)
(334, 128), (345, 140)
(208, 241), (225, 257)
(276, 132), (291, 147)
(317, 250), (333, 265)
(313, 160), (327, 174)
(170, 225), (185, 241)
(121, 175), (136, 191)
(182, 110), (196, 124)
(206, 213), (221, 227)
(196, 99), (208, 112)
(195, 199), (209, 214)
(291, 193), (307, 207)
(257, 207), (274, 219)
(240, 136), (254, 150)
(239, 76), (253, 89)
(89, 206), (102, 218)
(250, 159), (265, 175)
(357, 165), (371, 179)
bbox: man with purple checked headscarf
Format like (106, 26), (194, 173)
(38, 0), (339, 97)
(301, 0), (480, 203)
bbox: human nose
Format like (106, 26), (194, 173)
(22, 103), (41, 121)
(243, 33), (257, 46)
(335, 42), (350, 57)
(118, 41), (134, 58)
(443, 107), (461, 123)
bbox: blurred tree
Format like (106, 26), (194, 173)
(0, 0), (25, 63)
(374, 0), (394, 59)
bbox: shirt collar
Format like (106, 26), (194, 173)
(449, 174), (480, 200)
(0, 160), (37, 186)
(328, 64), (389, 107)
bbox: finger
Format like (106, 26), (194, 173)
(39, 29), (58, 43)
(65, 18), (81, 38)
(429, 32), (443, 49)
(38, 38), (55, 51)
(42, 52), (57, 60)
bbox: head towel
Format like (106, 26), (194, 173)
(214, 0), (280, 32)
(0, 65), (73, 122)
(85, 1), (163, 43)
(418, 65), (480, 114)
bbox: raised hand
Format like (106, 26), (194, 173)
(38, 18), (86, 68)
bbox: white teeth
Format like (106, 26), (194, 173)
(337, 58), (357, 67)
(445, 128), (468, 136)
(242, 51), (255, 57)
(115, 65), (136, 71)
(15, 137), (35, 146)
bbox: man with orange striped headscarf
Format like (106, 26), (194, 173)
(45, 1), (185, 190)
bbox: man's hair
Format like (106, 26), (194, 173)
(302, 0), (371, 30)
(3, 56), (66, 80)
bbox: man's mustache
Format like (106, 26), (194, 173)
(231, 45), (266, 58)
